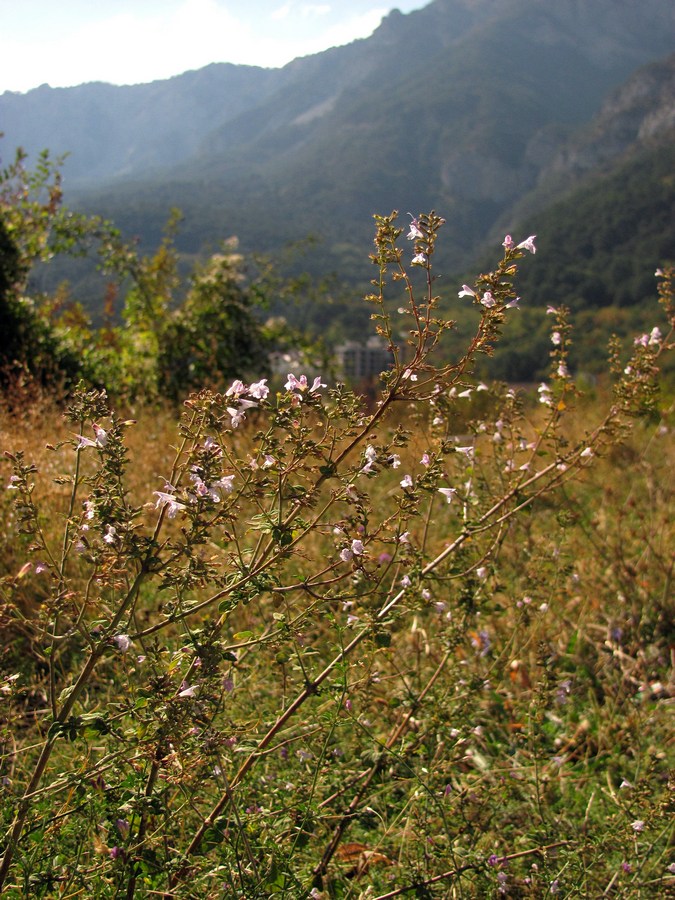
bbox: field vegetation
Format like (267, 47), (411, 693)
(0, 156), (673, 897)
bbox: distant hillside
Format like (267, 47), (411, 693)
(0, 64), (278, 185)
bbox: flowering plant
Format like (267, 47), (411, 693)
(1, 213), (673, 897)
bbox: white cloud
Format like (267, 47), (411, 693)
(300, 4), (332, 16)
(0, 0), (410, 93)
(271, 3), (293, 21)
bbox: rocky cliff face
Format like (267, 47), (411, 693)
(542, 53), (675, 181)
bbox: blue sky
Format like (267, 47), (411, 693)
(0, 0), (427, 93)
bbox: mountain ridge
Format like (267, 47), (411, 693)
(2, 0), (674, 321)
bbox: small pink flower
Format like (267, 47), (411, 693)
(516, 235), (536, 254)
(226, 379), (247, 398)
(400, 474), (413, 489)
(631, 820), (644, 832)
(438, 487), (456, 503)
(407, 215), (423, 240)
(178, 683), (197, 698)
(455, 445), (474, 459)
(481, 291), (496, 308)
(248, 378), (269, 399)
(411, 252), (427, 266)
(502, 235), (515, 251)
(92, 424), (108, 447)
(351, 539), (364, 556)
(154, 491), (186, 518)
(227, 406), (246, 428)
(112, 634), (132, 652)
(458, 284), (477, 299)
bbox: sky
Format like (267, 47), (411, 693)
(0, 0), (427, 94)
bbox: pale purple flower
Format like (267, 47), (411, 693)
(649, 326), (662, 345)
(389, 454), (401, 468)
(481, 291), (496, 308)
(398, 532), (411, 544)
(546, 305), (557, 315)
(75, 434), (100, 450)
(557, 363), (569, 378)
(502, 235), (515, 251)
(340, 548), (353, 563)
(458, 388), (473, 398)
(438, 487), (456, 503)
(407, 215), (423, 240)
(112, 634), (132, 652)
(551, 331), (562, 345)
(248, 378), (269, 399)
(516, 235), (536, 254)
(631, 820), (644, 832)
(361, 445), (377, 474)
(455, 445), (474, 459)
(103, 525), (117, 545)
(400, 574), (411, 588)
(400, 474), (413, 489)
(178, 683), (197, 698)
(285, 373), (306, 391)
(351, 539), (364, 556)
(226, 379), (247, 398)
(476, 566), (488, 579)
(214, 475), (235, 496)
(458, 284), (477, 299)
(411, 252), (427, 265)
(402, 368), (418, 381)
(34, 562), (48, 574)
(580, 447), (593, 459)
(505, 296), (520, 309)
(227, 406), (246, 428)
(154, 491), (187, 518)
(420, 452), (431, 466)
(92, 424), (108, 447)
